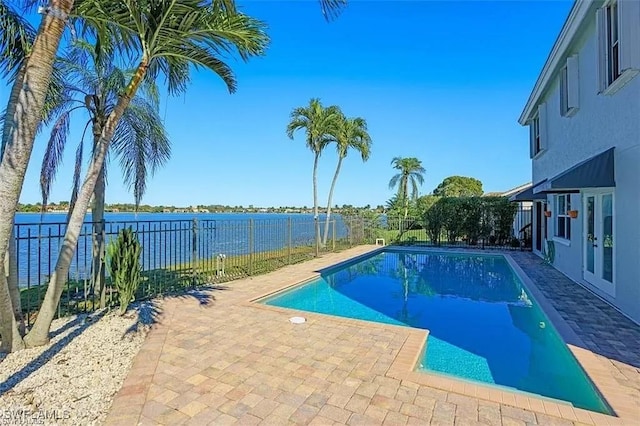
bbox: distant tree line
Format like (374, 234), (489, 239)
(17, 202), (384, 215)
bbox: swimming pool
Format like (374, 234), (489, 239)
(262, 249), (610, 413)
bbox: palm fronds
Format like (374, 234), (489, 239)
(76, 0), (270, 96)
(0, 0), (36, 79)
(40, 38), (171, 210)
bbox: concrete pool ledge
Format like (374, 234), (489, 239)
(505, 254), (636, 423)
(246, 247), (636, 425)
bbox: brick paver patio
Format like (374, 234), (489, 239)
(105, 246), (640, 425)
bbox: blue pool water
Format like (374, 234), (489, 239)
(263, 250), (610, 413)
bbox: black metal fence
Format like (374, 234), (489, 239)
(10, 207), (531, 323)
(12, 216), (373, 324)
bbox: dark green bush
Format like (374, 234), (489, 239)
(422, 196), (444, 244)
(416, 195), (517, 246)
(107, 228), (142, 315)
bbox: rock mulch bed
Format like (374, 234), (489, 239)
(0, 304), (153, 425)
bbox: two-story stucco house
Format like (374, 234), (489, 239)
(513, 0), (640, 324)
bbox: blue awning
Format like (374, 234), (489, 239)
(532, 148), (615, 194)
(509, 186), (547, 202)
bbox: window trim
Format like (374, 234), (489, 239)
(598, 0), (638, 95)
(532, 116), (541, 156)
(560, 65), (569, 116)
(605, 2), (620, 86)
(560, 56), (580, 117)
(554, 194), (572, 241)
(601, 69), (637, 95)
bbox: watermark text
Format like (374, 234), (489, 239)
(0, 409), (70, 425)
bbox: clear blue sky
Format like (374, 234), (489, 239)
(5, 0), (573, 208)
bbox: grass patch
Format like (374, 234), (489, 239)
(371, 228), (428, 244)
(19, 239), (359, 321)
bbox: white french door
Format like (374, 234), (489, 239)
(583, 192), (615, 296)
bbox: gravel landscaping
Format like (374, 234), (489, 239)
(0, 303), (154, 425)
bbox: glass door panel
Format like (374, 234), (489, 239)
(602, 194), (613, 283)
(586, 196), (595, 274)
(583, 192), (615, 296)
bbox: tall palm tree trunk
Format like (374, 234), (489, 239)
(312, 152), (320, 255)
(0, 277), (23, 351)
(92, 163), (107, 309)
(0, 0), (73, 351)
(322, 156), (343, 246)
(0, 226), (23, 352)
(0, 65), (27, 352)
(0, 63), (26, 157)
(403, 180), (409, 220)
(0, 65), (28, 351)
(24, 61), (147, 347)
(90, 125), (107, 309)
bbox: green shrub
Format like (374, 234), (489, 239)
(459, 197), (484, 244)
(440, 198), (465, 243)
(485, 196), (518, 245)
(422, 196), (444, 244)
(418, 195), (517, 246)
(107, 228), (142, 315)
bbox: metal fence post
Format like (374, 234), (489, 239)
(315, 217), (320, 258)
(98, 219), (106, 308)
(249, 219), (254, 275)
(287, 217), (292, 264)
(191, 218), (198, 286)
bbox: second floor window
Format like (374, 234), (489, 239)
(560, 55), (580, 117)
(532, 116), (540, 155)
(606, 2), (620, 86)
(596, 0), (639, 94)
(530, 102), (546, 158)
(560, 66), (569, 115)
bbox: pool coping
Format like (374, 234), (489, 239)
(244, 246), (634, 425)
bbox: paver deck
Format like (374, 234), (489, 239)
(105, 246), (640, 425)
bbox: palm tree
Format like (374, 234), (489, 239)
(286, 99), (341, 252)
(22, 1), (269, 348)
(388, 157), (425, 219)
(322, 113), (371, 246)
(0, 0), (31, 347)
(0, 0), (43, 352)
(40, 39), (171, 309)
(0, 0), (345, 352)
(0, 0), (75, 352)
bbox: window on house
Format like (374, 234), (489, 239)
(555, 194), (571, 240)
(606, 2), (620, 86)
(530, 103), (547, 158)
(596, 0), (639, 93)
(531, 116), (541, 155)
(561, 56), (580, 116)
(560, 66), (569, 116)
